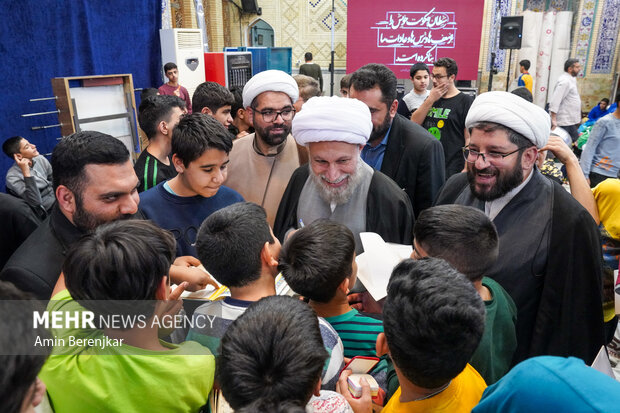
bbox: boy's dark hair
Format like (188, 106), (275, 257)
(564, 58), (579, 72)
(140, 87), (159, 101)
(51, 131), (130, 192)
(237, 401), (306, 413)
(414, 205), (499, 281)
(171, 113), (233, 167)
(383, 258), (485, 388)
(519, 59), (530, 71)
(163, 62), (177, 73)
(2, 136), (24, 158)
(218, 296), (328, 410)
(433, 57), (458, 78)
(138, 95), (186, 140)
(600, 98), (610, 104)
(0, 281), (51, 413)
(350, 63), (397, 105)
(279, 220), (355, 302)
(410, 62), (430, 78)
(304, 52), (313, 61)
(63, 220), (176, 322)
(340, 73), (352, 90)
(230, 87), (244, 119)
(192, 81), (235, 114)
(511, 87), (533, 103)
(196, 202), (274, 287)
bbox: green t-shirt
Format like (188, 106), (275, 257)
(325, 308), (383, 358)
(469, 277), (517, 384)
(39, 289), (215, 413)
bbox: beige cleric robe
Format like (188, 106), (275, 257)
(225, 133), (302, 226)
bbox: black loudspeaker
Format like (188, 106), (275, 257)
(241, 0), (261, 15)
(499, 16), (523, 49)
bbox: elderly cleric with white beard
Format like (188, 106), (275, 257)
(274, 96), (414, 253)
(435, 91), (605, 366)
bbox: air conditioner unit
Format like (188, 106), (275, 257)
(159, 29), (206, 100)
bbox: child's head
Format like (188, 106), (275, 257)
(413, 205), (498, 282)
(0, 281), (50, 413)
(191, 82), (234, 127)
(218, 295), (328, 410)
(63, 220), (176, 322)
(339, 74), (351, 97)
(409, 63), (430, 93)
(196, 202), (279, 288)
(138, 94), (186, 140)
(2, 136), (39, 160)
(171, 113), (233, 197)
(519, 59), (530, 71)
(381, 258), (485, 389)
(279, 220), (356, 302)
(163, 62), (178, 83)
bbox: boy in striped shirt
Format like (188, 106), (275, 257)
(279, 220), (386, 378)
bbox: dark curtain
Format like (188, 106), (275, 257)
(0, 0), (162, 191)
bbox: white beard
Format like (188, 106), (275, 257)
(309, 158), (364, 205)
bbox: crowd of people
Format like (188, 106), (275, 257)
(1, 55), (620, 413)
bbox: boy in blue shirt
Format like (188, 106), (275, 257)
(139, 112), (244, 259)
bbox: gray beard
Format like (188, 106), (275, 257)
(309, 159), (364, 206)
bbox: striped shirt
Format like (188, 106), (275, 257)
(134, 150), (176, 193)
(325, 309), (383, 358)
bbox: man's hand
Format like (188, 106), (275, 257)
(170, 256), (219, 291)
(541, 135), (577, 165)
(336, 370), (373, 413)
(348, 291), (384, 314)
(428, 83), (449, 102)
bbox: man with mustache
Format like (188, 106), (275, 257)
(225, 70), (308, 226)
(435, 91), (604, 365)
(1, 131), (140, 299)
(274, 96), (413, 252)
(349, 63), (445, 217)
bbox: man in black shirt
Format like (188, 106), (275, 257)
(411, 57), (473, 177)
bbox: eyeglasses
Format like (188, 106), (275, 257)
(462, 146), (525, 164)
(431, 74), (449, 80)
(253, 107), (295, 122)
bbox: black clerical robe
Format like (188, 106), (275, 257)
(435, 170), (605, 364)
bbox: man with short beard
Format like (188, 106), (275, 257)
(225, 70), (308, 226)
(435, 91), (604, 365)
(1, 131), (140, 299)
(274, 96), (413, 252)
(349, 63), (445, 217)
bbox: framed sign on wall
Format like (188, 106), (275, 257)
(347, 1), (485, 80)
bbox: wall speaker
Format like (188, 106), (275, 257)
(499, 16), (523, 49)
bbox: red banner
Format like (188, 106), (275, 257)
(347, 1), (485, 80)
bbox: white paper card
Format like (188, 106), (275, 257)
(355, 233), (410, 301)
(591, 345), (616, 379)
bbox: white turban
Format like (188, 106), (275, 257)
(465, 91), (550, 148)
(292, 96), (373, 146)
(242, 70), (299, 108)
